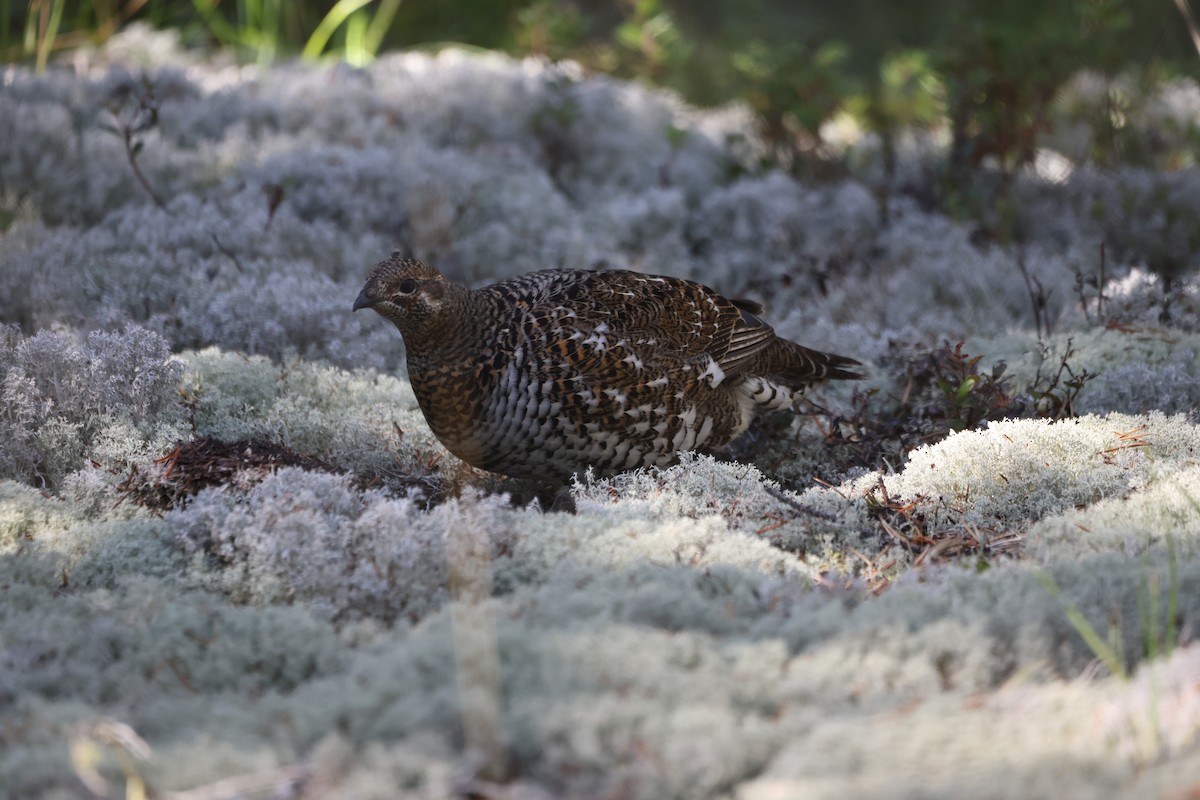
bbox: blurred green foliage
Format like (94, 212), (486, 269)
(929, 1), (1131, 233)
(5, 0), (1198, 206)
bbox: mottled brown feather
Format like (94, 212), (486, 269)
(355, 253), (861, 481)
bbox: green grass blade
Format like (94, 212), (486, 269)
(303, 0), (373, 60)
(192, 0), (242, 48)
(35, 0), (68, 73)
(1036, 571), (1127, 680)
(1166, 532), (1178, 660)
(345, 10), (366, 64)
(363, 0), (403, 58)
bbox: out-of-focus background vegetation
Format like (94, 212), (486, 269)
(10, 1), (1198, 186)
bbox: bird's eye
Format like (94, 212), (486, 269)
(397, 278), (418, 295)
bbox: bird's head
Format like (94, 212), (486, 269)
(353, 253), (464, 342)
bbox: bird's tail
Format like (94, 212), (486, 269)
(771, 339), (864, 387)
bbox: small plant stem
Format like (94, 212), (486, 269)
(124, 128), (165, 209)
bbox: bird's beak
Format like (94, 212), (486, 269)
(353, 285), (378, 312)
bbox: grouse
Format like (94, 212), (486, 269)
(354, 253), (861, 482)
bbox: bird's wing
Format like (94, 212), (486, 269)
(531, 270), (777, 380)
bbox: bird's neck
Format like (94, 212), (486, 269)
(401, 286), (488, 374)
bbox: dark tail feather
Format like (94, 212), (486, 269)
(775, 340), (865, 385)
